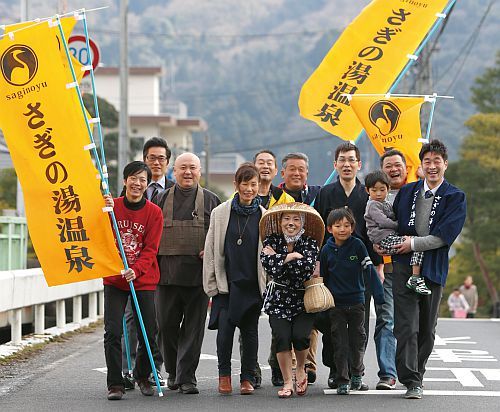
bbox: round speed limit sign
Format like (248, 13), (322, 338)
(68, 35), (100, 78)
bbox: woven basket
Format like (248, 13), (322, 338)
(303, 277), (335, 313)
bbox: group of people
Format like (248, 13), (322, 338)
(447, 276), (478, 318)
(102, 136), (466, 402)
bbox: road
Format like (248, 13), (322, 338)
(1, 316), (499, 411)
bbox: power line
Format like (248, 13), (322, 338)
(435, 0), (495, 89)
(84, 27), (337, 41)
(212, 133), (335, 154)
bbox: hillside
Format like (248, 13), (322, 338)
(1, 0), (498, 184)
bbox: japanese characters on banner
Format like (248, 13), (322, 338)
(350, 96), (425, 182)
(0, 18), (123, 286)
(298, 0), (448, 140)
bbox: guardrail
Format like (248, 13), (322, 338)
(0, 268), (103, 346)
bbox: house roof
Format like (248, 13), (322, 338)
(96, 67), (163, 76)
(130, 115), (207, 131)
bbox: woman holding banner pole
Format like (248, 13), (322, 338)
(103, 161), (163, 400)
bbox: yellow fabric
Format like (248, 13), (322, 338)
(0, 19), (123, 286)
(350, 96), (425, 182)
(298, 0), (448, 140)
(268, 190), (295, 209)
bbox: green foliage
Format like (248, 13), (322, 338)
(82, 94), (119, 128)
(445, 113), (500, 316)
(471, 51), (500, 114)
(0, 168), (17, 210)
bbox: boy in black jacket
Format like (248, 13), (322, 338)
(320, 208), (385, 395)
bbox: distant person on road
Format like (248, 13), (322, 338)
(203, 163), (266, 396)
(459, 276), (478, 318)
(103, 161), (163, 401)
(447, 288), (470, 318)
(260, 203), (323, 398)
(391, 139), (466, 399)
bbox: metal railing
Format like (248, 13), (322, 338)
(0, 268), (103, 346)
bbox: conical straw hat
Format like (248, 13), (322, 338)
(259, 202), (325, 244)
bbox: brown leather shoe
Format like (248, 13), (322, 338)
(240, 380), (254, 395)
(218, 376), (232, 395)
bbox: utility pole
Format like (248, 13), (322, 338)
(204, 134), (210, 189)
(118, 0), (129, 191)
(415, 44), (434, 133)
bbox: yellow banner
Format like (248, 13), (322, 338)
(298, 0), (448, 140)
(350, 96), (425, 182)
(0, 19), (123, 286)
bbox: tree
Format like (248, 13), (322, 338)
(470, 51), (500, 114)
(447, 115), (500, 316)
(0, 168), (17, 210)
(447, 54), (500, 316)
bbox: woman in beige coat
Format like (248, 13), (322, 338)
(203, 163), (266, 396)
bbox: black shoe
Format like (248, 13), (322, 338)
(376, 377), (396, 390)
(179, 383), (199, 394)
(122, 372), (135, 390)
(271, 367), (284, 387)
(327, 369), (337, 389)
(137, 379), (154, 396)
(305, 364), (316, 384)
(254, 375), (262, 389)
(167, 374), (179, 390)
(149, 369), (165, 386)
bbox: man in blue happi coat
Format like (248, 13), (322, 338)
(391, 139), (466, 400)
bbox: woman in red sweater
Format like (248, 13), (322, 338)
(103, 161), (163, 400)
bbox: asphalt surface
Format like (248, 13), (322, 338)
(1, 316), (499, 411)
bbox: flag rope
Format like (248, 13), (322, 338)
(314, 0), (458, 199)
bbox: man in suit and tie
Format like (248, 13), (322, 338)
(143, 137), (174, 202)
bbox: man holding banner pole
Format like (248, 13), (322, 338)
(103, 161), (163, 400)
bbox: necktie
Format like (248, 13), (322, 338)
(424, 190), (434, 199)
(149, 182), (161, 201)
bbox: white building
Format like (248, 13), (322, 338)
(82, 66), (207, 156)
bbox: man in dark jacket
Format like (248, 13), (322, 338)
(391, 140), (466, 399)
(314, 142), (382, 390)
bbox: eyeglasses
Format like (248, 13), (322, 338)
(336, 157), (358, 165)
(146, 155), (168, 163)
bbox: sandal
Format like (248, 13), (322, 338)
(278, 387), (293, 398)
(296, 376), (308, 396)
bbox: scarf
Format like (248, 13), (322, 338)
(231, 193), (261, 216)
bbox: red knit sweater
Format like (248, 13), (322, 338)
(103, 197), (163, 291)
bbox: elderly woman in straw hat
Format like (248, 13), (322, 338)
(260, 203), (324, 398)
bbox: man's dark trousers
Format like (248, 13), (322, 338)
(156, 284), (209, 386)
(393, 262), (443, 388)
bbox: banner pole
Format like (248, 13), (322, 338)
(55, 14), (163, 397)
(122, 315), (133, 374)
(424, 94), (438, 142)
(316, 0), (457, 194)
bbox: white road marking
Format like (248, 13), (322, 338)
(324, 389), (500, 397)
(430, 349), (497, 363)
(434, 335), (477, 346)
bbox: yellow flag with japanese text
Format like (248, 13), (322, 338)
(0, 19), (123, 286)
(350, 96), (425, 182)
(298, 0), (448, 140)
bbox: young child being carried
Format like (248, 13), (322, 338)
(364, 170), (431, 295)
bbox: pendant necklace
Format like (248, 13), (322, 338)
(237, 215), (250, 246)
